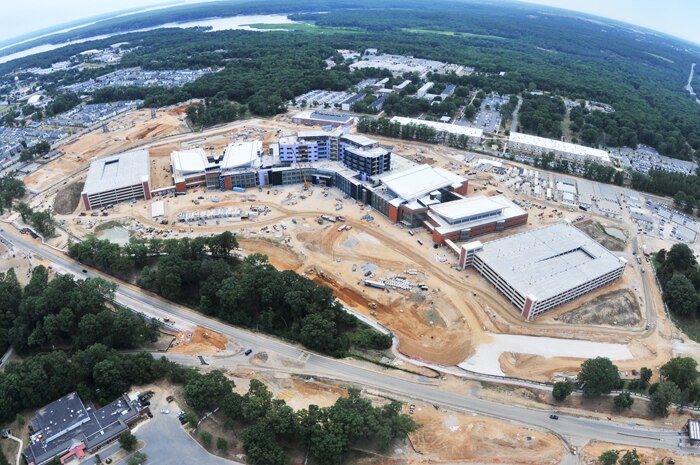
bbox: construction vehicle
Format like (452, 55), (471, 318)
(297, 161), (310, 190)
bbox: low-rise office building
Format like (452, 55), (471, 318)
(508, 132), (611, 166)
(291, 110), (355, 127)
(389, 116), (484, 144)
(426, 195), (528, 244)
(171, 141), (264, 191)
(23, 392), (142, 465)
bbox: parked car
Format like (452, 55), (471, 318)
(244, 349), (253, 356)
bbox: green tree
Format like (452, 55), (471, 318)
(242, 423), (288, 465)
(126, 451), (147, 465)
(552, 381), (574, 401)
(118, 431), (138, 452)
(598, 450), (619, 465)
(14, 202), (32, 222)
(578, 357), (620, 398)
(184, 370), (234, 413)
(666, 243), (696, 271)
(640, 367), (653, 385)
(663, 275), (698, 317)
(660, 357), (699, 391)
(30, 209), (56, 237)
(199, 431), (212, 446)
(216, 437), (228, 451)
(613, 391), (634, 411)
(649, 381), (681, 417)
(619, 449), (641, 465)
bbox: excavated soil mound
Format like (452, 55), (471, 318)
(53, 181), (84, 214)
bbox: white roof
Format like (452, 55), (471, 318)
(341, 134), (376, 147)
(382, 164), (465, 201)
(298, 130), (330, 138)
(429, 195), (526, 234)
(390, 116), (483, 139)
(170, 148), (208, 175)
(475, 223), (625, 302)
(151, 200), (166, 218)
(509, 132), (610, 163)
(83, 149), (150, 195)
(223, 141), (262, 170)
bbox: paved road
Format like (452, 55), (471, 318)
(510, 96), (522, 133)
(0, 227), (694, 457)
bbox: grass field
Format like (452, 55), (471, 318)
(402, 28), (505, 39)
(243, 22), (361, 34)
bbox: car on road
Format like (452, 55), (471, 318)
(549, 414), (559, 420)
(82, 269), (87, 273)
(244, 349), (253, 356)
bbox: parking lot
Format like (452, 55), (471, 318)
(291, 90), (354, 108)
(473, 94), (508, 133)
(114, 391), (241, 465)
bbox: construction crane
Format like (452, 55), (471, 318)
(297, 161), (310, 190)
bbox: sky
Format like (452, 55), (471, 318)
(1, 0), (699, 46)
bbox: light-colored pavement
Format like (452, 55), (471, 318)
(114, 414), (241, 465)
(7, 434), (23, 465)
(0, 227), (696, 459)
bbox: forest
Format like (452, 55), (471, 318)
(0, 262), (414, 465)
(0, 266), (159, 354)
(2, 0), (699, 157)
(182, 372), (418, 465)
(67, 233), (392, 356)
(517, 93), (565, 139)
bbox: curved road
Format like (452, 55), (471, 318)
(0, 227), (692, 458)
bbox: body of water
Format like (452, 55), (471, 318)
(0, 14), (296, 65)
(96, 226), (130, 246)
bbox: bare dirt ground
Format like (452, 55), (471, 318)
(558, 288), (642, 327)
(34, 112), (678, 384)
(23, 106), (189, 192)
(0, 242), (36, 285)
(53, 180), (84, 214)
(576, 220), (627, 251)
(582, 441), (693, 465)
(169, 327), (232, 354)
(407, 401), (563, 464)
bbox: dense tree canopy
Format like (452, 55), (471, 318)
(0, 266), (158, 354)
(68, 233), (391, 356)
(577, 357), (620, 398)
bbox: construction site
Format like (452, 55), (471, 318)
(12, 104), (685, 386)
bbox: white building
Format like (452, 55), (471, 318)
(390, 116), (483, 144)
(82, 149), (151, 210)
(508, 132), (611, 166)
(459, 222), (626, 319)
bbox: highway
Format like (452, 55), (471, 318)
(0, 226), (693, 458)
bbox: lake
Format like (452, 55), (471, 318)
(0, 14), (297, 65)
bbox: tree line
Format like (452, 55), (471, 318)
(0, 344), (175, 421)
(0, 176), (25, 214)
(67, 233), (392, 356)
(14, 201), (56, 237)
(0, 266), (159, 355)
(632, 170), (700, 214)
(654, 243), (700, 321)
(553, 354), (700, 417)
(181, 370), (418, 465)
(517, 93), (565, 139)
